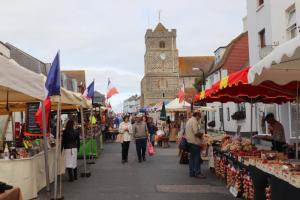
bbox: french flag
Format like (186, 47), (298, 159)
(177, 84), (185, 103)
(106, 78), (118, 99)
(36, 52), (61, 131)
(83, 80), (95, 100)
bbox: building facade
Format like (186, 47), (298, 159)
(206, 32), (251, 134)
(247, 0), (300, 143)
(141, 23), (179, 106)
(141, 23), (214, 106)
(123, 95), (140, 114)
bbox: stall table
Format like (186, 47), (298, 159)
(78, 139), (98, 158)
(0, 148), (65, 200)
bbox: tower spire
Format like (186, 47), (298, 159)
(158, 10), (162, 22)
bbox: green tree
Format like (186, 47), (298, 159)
(193, 77), (203, 92)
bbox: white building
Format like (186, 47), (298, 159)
(206, 31), (252, 135)
(123, 95), (141, 114)
(247, 0), (300, 143)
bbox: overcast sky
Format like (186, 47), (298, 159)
(0, 0), (246, 111)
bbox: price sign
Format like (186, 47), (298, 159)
(229, 186), (239, 197)
(26, 102), (41, 134)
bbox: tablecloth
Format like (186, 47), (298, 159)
(0, 148), (65, 200)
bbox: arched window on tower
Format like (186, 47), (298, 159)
(159, 41), (165, 48)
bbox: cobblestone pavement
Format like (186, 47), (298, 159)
(39, 143), (235, 200)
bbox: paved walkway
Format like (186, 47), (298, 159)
(39, 143), (235, 200)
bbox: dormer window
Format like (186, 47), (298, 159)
(159, 41), (165, 48)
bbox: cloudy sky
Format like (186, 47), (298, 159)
(0, 0), (246, 111)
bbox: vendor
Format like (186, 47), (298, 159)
(62, 119), (80, 182)
(264, 113), (286, 152)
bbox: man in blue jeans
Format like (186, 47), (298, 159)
(185, 111), (206, 178)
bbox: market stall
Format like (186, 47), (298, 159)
(0, 54), (91, 199)
(0, 148), (65, 200)
(195, 35), (300, 200)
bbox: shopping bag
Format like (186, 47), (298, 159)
(178, 137), (189, 151)
(116, 134), (124, 143)
(147, 140), (154, 156)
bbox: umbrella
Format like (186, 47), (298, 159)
(160, 101), (167, 121)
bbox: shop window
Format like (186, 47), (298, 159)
(286, 5), (297, 40)
(159, 41), (165, 48)
(259, 29), (266, 48)
(237, 103), (246, 112)
(289, 102), (300, 138)
(219, 107), (224, 123)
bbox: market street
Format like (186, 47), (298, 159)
(39, 143), (234, 200)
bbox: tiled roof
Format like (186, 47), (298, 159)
(213, 32), (249, 74)
(179, 56), (214, 77)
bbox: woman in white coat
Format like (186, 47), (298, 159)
(118, 115), (133, 163)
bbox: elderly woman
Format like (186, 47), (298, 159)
(118, 115), (133, 163)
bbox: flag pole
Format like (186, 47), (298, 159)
(53, 99), (61, 199)
(41, 100), (51, 192)
(80, 105), (91, 177)
(88, 79), (96, 164)
(53, 49), (62, 200)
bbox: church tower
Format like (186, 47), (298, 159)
(141, 23), (179, 106)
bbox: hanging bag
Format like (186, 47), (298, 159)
(147, 138), (154, 156)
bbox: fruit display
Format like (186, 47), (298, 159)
(242, 173), (254, 200)
(214, 156), (227, 179)
(221, 135), (253, 152)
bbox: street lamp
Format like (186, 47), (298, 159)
(192, 67), (207, 133)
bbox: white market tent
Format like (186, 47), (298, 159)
(248, 35), (300, 85)
(248, 35), (300, 159)
(0, 55), (45, 103)
(165, 98), (191, 112)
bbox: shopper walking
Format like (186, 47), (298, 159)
(185, 111), (205, 178)
(62, 119), (80, 182)
(147, 117), (157, 146)
(133, 114), (148, 163)
(118, 115), (133, 163)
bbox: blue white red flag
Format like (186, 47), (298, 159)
(35, 52), (61, 133)
(45, 52), (60, 96)
(83, 80), (95, 100)
(106, 78), (118, 99)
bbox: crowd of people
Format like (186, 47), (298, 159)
(60, 109), (287, 182)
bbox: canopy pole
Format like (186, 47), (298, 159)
(53, 100), (61, 199)
(88, 107), (96, 164)
(296, 83), (299, 159)
(41, 101), (50, 192)
(250, 101), (253, 145)
(80, 106), (90, 177)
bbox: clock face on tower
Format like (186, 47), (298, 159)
(160, 52), (166, 61)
